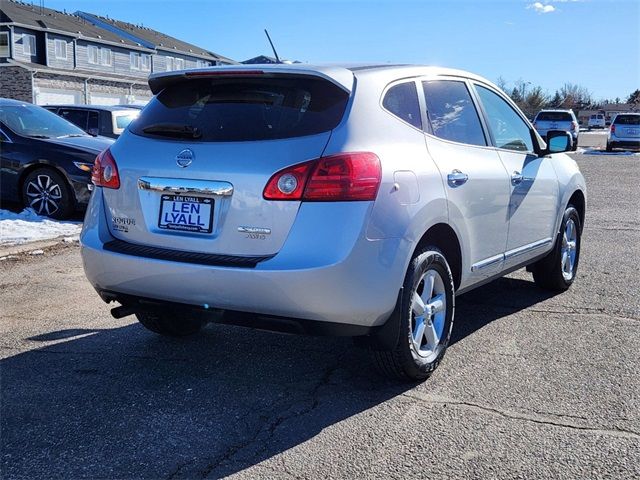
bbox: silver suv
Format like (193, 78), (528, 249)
(607, 113), (640, 151)
(533, 109), (579, 151)
(81, 65), (586, 381)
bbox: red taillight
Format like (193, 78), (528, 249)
(611, 124), (616, 134)
(91, 148), (120, 189)
(263, 152), (381, 202)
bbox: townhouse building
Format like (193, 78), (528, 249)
(0, 1), (234, 105)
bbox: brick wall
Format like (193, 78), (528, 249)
(0, 66), (33, 102)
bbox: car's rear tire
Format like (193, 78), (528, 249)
(606, 142), (613, 152)
(531, 205), (582, 291)
(136, 308), (207, 337)
(372, 246), (455, 381)
(22, 168), (74, 219)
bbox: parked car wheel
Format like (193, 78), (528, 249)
(606, 142), (613, 152)
(531, 206), (581, 291)
(373, 247), (455, 381)
(136, 308), (207, 337)
(22, 168), (73, 219)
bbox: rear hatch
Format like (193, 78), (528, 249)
(612, 114), (640, 139)
(534, 111), (574, 133)
(101, 70), (352, 257)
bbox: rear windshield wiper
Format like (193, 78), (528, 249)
(57, 134), (87, 138)
(27, 134), (50, 139)
(142, 123), (202, 139)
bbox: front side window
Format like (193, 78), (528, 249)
(475, 85), (533, 152)
(101, 48), (112, 66)
(0, 32), (10, 57)
(422, 80), (486, 146)
(54, 39), (67, 59)
(23, 34), (36, 55)
(88, 45), (99, 64)
(382, 81), (422, 129)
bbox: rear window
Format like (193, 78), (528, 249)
(613, 115), (640, 125)
(131, 76), (349, 142)
(114, 112), (139, 129)
(536, 112), (573, 122)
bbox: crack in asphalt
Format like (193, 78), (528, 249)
(197, 359), (343, 479)
(401, 393), (640, 440)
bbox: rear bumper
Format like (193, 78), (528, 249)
(608, 139), (640, 149)
(80, 190), (411, 328)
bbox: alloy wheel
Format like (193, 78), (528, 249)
(561, 218), (578, 281)
(25, 174), (63, 216)
(410, 268), (447, 362)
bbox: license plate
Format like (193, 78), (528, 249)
(627, 129), (638, 135)
(158, 194), (213, 233)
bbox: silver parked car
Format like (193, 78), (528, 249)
(607, 113), (640, 151)
(533, 109), (579, 150)
(81, 65), (586, 381)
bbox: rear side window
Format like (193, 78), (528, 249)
(382, 82), (422, 129)
(614, 115), (640, 125)
(537, 112), (573, 122)
(422, 80), (486, 146)
(131, 76), (349, 142)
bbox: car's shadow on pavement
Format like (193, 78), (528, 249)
(1, 276), (558, 479)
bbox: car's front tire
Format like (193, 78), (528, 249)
(136, 308), (207, 337)
(373, 247), (455, 381)
(531, 205), (582, 291)
(22, 168), (74, 219)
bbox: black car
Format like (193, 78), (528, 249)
(44, 105), (140, 139)
(0, 98), (114, 219)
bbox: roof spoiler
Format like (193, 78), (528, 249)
(147, 66), (354, 95)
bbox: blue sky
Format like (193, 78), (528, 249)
(44, 0), (639, 100)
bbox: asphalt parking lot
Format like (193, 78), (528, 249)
(1, 134), (639, 479)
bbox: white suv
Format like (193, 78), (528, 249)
(81, 65), (586, 381)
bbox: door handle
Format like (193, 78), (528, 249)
(511, 172), (524, 185)
(447, 170), (468, 187)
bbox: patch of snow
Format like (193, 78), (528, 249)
(581, 149), (640, 156)
(0, 209), (82, 246)
(580, 130), (609, 135)
(29, 249), (44, 255)
(0, 255), (18, 261)
(63, 236), (79, 243)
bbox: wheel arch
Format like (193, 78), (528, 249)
(568, 189), (586, 230)
(414, 223), (462, 291)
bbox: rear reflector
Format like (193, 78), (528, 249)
(91, 148), (120, 189)
(263, 152), (381, 202)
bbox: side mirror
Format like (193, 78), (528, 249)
(88, 128), (99, 137)
(545, 130), (573, 154)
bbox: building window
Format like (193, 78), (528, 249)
(23, 34), (36, 56)
(54, 39), (67, 60)
(165, 56), (174, 71)
(88, 45), (99, 64)
(175, 58), (184, 70)
(196, 60), (208, 68)
(141, 54), (151, 71)
(130, 52), (140, 70)
(100, 48), (112, 66)
(0, 32), (9, 58)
